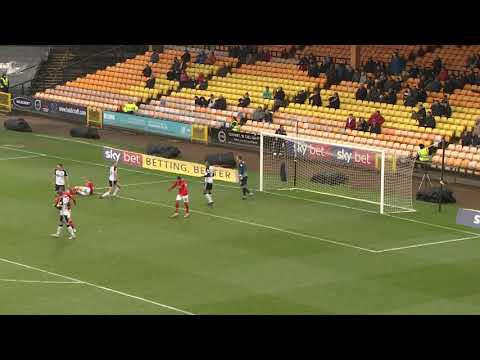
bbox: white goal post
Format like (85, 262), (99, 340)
(259, 133), (416, 214)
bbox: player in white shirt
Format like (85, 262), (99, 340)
(101, 162), (120, 198)
(203, 161), (214, 207)
(53, 163), (69, 193)
(51, 190), (76, 240)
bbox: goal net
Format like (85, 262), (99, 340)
(260, 133), (416, 214)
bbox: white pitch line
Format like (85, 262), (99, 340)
(117, 195), (377, 253)
(0, 155), (43, 161)
(0, 257), (194, 315)
(0, 278), (81, 284)
(96, 180), (172, 190)
(375, 235), (480, 253)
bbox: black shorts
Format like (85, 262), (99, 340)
(240, 176), (248, 187)
(109, 180), (117, 187)
(55, 184), (65, 192)
(204, 182), (213, 192)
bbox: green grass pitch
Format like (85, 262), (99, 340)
(0, 128), (479, 314)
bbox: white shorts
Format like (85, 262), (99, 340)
(176, 195), (189, 202)
(60, 209), (71, 218)
(75, 186), (91, 196)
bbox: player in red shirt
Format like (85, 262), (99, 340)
(168, 176), (190, 218)
(73, 179), (95, 196)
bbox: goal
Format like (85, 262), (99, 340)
(259, 133), (416, 214)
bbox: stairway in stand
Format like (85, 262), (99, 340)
(30, 47), (75, 94)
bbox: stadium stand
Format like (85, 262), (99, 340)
(30, 45), (480, 176)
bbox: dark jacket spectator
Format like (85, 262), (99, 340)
(309, 91), (322, 106)
(252, 106), (265, 121)
(195, 51), (207, 64)
(294, 90), (307, 104)
(145, 76), (156, 89)
(195, 96), (208, 107)
(308, 62), (321, 77)
(352, 70), (361, 83)
(368, 111), (385, 134)
(386, 89), (397, 105)
(143, 65), (152, 78)
(431, 101), (443, 117)
(417, 104), (426, 120)
(461, 131), (474, 146)
(344, 65), (354, 82)
(473, 118), (480, 137)
(404, 91), (418, 107)
(425, 111), (436, 128)
(213, 96), (227, 110)
(366, 87), (380, 102)
(425, 79), (441, 92)
(181, 50), (191, 64)
(364, 57), (376, 73)
(238, 93), (251, 107)
(355, 85), (367, 101)
(389, 53), (404, 75)
(328, 92), (340, 109)
(150, 51), (160, 64)
(263, 105), (273, 122)
(345, 114), (357, 130)
(357, 117), (369, 132)
(417, 87), (427, 103)
(275, 125), (287, 136)
(217, 65), (229, 77)
(432, 55), (442, 75)
(326, 64), (337, 88)
(383, 76), (396, 92)
(440, 99), (452, 118)
(274, 87), (286, 102)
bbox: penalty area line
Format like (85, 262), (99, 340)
(374, 235), (480, 253)
(0, 257), (194, 315)
(117, 195), (378, 254)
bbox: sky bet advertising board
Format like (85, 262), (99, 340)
(291, 140), (377, 169)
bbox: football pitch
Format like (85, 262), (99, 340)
(1, 128), (480, 314)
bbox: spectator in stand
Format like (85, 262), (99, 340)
(181, 49), (191, 64)
(364, 57), (376, 73)
(383, 75), (396, 92)
(298, 56), (309, 71)
(345, 113), (357, 130)
(431, 100), (443, 117)
(404, 89), (418, 107)
(437, 67), (449, 82)
(461, 131), (474, 146)
(411, 110), (422, 123)
(352, 69), (361, 83)
(403, 85), (411, 101)
(205, 51), (216, 65)
(273, 87), (286, 111)
(432, 55), (443, 75)
(179, 70), (194, 88)
(150, 51), (160, 64)
(440, 96), (452, 118)
(195, 51), (207, 64)
(425, 111), (436, 128)
(308, 61), (321, 77)
(252, 106), (265, 121)
(263, 105), (273, 122)
(145, 76), (156, 89)
(294, 90), (307, 104)
(336, 63), (346, 82)
(275, 124), (287, 136)
(325, 63), (337, 88)
(207, 94), (216, 108)
(262, 86), (272, 100)
(344, 65), (354, 82)
(355, 84), (367, 101)
(195, 96), (208, 107)
(386, 88), (397, 105)
(359, 71), (368, 84)
(425, 78), (441, 92)
(217, 64), (230, 77)
(252, 106), (265, 122)
(214, 95), (227, 110)
(417, 103), (426, 120)
(195, 73), (208, 90)
(238, 92), (251, 107)
(143, 64), (152, 78)
(309, 89), (322, 107)
(368, 110), (385, 134)
(328, 92), (340, 109)
(467, 53), (480, 69)
(417, 86), (427, 103)
(389, 51), (405, 75)
(366, 87), (380, 102)
(357, 117), (369, 132)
